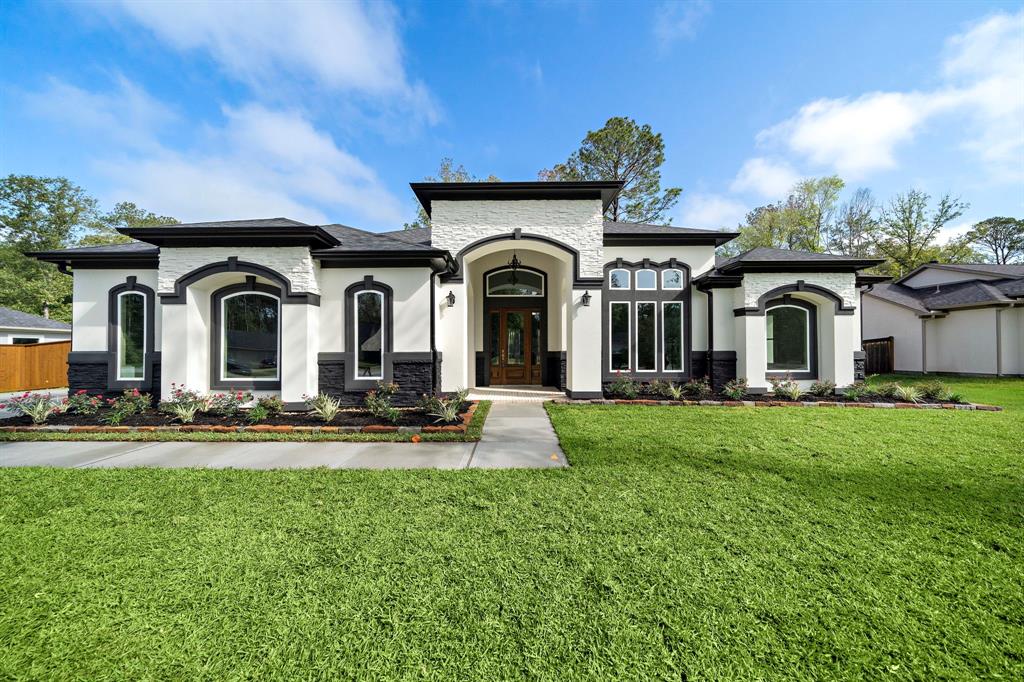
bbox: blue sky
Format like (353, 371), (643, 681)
(2, 1), (1022, 240)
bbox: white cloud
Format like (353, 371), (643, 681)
(730, 157), (801, 198)
(653, 1), (711, 49)
(106, 0), (439, 124)
(679, 193), (747, 230)
(756, 10), (1023, 181)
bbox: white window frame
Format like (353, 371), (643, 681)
(220, 290), (281, 382)
(635, 269), (657, 291)
(635, 300), (658, 372)
(485, 268), (545, 297)
(662, 269), (684, 290)
(766, 304), (811, 372)
(354, 289), (385, 381)
(661, 301), (685, 372)
(608, 301), (631, 372)
(116, 290), (147, 381)
(608, 269), (631, 290)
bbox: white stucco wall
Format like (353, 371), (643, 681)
(430, 199), (605, 278)
(71, 269), (161, 352)
(927, 309), (999, 375)
(157, 247), (319, 295)
(1003, 308), (1023, 376)
(862, 295), (923, 372)
(0, 329), (71, 344)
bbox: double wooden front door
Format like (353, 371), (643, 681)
(489, 308), (542, 385)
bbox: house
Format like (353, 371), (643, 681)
(0, 306), (71, 345)
(862, 262), (1024, 376)
(31, 181), (882, 406)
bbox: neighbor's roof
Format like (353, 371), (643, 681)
(0, 306), (71, 331)
(866, 273), (1024, 314)
(896, 261), (1024, 285)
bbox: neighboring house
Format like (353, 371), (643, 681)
(862, 262), (1024, 376)
(0, 306), (71, 345)
(31, 181), (881, 406)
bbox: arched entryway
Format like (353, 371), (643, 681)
(482, 264), (546, 385)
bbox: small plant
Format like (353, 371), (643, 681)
(942, 390), (965, 404)
(918, 380), (947, 401)
(873, 382), (900, 400)
(3, 392), (63, 424)
(843, 382), (869, 402)
(808, 379), (837, 397)
(721, 377), (748, 400)
(67, 389), (102, 415)
(257, 395), (284, 416)
(246, 403), (270, 424)
(102, 388), (151, 425)
(682, 376), (713, 400)
(419, 388), (469, 424)
(662, 381), (684, 400)
(208, 391), (253, 416)
(768, 375), (802, 401)
(159, 385), (208, 424)
(607, 372), (639, 399)
(304, 393), (342, 423)
(163, 401), (203, 424)
(893, 384), (922, 403)
(364, 381), (401, 424)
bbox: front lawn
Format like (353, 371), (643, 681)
(1, 380), (1021, 679)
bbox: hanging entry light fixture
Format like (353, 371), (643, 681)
(507, 251), (521, 285)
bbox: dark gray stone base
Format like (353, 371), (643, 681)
(67, 358), (107, 396)
(854, 351), (866, 381)
(689, 351), (738, 392)
(318, 355), (435, 406)
(66, 351), (162, 401)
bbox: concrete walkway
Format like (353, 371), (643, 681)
(0, 402), (567, 470)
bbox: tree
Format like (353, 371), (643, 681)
(724, 203), (799, 256)
(79, 201), (179, 246)
(539, 117), (681, 224)
(789, 176), (844, 252)
(872, 190), (969, 276)
(0, 175), (98, 321)
(828, 187), (877, 257)
(404, 157), (500, 229)
(964, 217), (1024, 264)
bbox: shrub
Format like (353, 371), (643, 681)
(943, 390), (966, 404)
(874, 382), (900, 400)
(843, 383), (870, 402)
(67, 389), (102, 415)
(364, 381), (401, 424)
(918, 380), (948, 401)
(3, 392), (64, 424)
(159, 386), (207, 424)
(682, 376), (713, 400)
(808, 379), (837, 397)
(721, 378), (748, 400)
(768, 375), (802, 401)
(661, 381), (684, 400)
(102, 388), (151, 425)
(893, 384), (922, 403)
(257, 395), (284, 416)
(304, 393), (341, 423)
(607, 372), (639, 399)
(208, 391), (253, 417)
(419, 388), (469, 424)
(246, 403), (270, 425)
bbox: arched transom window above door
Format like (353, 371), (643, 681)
(486, 268), (544, 297)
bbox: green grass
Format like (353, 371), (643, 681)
(1, 386), (1021, 679)
(866, 373), (1024, 411)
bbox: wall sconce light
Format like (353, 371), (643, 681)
(445, 290), (456, 308)
(581, 290), (592, 307)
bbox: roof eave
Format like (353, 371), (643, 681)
(117, 225), (341, 249)
(411, 180), (625, 217)
(719, 258), (885, 274)
(603, 232), (739, 247)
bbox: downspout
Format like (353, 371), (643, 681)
(429, 270), (438, 395)
(705, 288), (714, 387)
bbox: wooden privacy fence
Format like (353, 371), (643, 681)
(863, 336), (894, 376)
(0, 340), (71, 392)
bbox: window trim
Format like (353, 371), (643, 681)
(608, 268), (631, 290)
(764, 296), (818, 380)
(210, 279), (282, 390)
(342, 276), (395, 392)
(106, 277), (156, 390)
(608, 301), (631, 372)
(115, 290), (147, 381)
(662, 269), (684, 290)
(485, 268), (545, 297)
(662, 301), (685, 373)
(219, 290), (281, 383)
(635, 300), (658, 372)
(353, 289), (385, 381)
(635, 269), (657, 291)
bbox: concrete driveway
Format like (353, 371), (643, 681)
(0, 402), (567, 470)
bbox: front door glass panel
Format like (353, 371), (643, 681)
(506, 312), (525, 365)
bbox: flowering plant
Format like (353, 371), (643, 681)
(102, 388), (151, 425)
(3, 392), (65, 424)
(67, 389), (103, 415)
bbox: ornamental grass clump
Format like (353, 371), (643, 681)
(808, 380), (837, 398)
(721, 378), (748, 400)
(304, 393), (342, 423)
(661, 381), (684, 400)
(3, 392), (66, 424)
(159, 385), (207, 424)
(419, 387), (469, 424)
(768, 375), (802, 401)
(364, 381), (401, 424)
(894, 384), (922, 403)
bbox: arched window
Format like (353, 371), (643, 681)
(635, 269), (657, 290)
(116, 291), (146, 380)
(766, 299), (816, 375)
(355, 290), (384, 379)
(662, 269), (684, 289)
(486, 268), (544, 297)
(214, 286), (280, 387)
(608, 269), (630, 290)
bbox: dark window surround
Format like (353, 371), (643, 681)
(485, 267), (545, 297)
(765, 295), (818, 380)
(161, 257), (319, 305)
(342, 276), (395, 391)
(602, 258), (692, 381)
(210, 278), (283, 390)
(106, 277), (157, 390)
(734, 281), (854, 316)
(480, 264), (548, 386)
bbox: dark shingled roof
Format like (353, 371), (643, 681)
(602, 220), (733, 236)
(317, 224), (439, 252)
(0, 306), (71, 331)
(718, 247), (875, 267)
(38, 241), (158, 255)
(378, 227), (433, 246)
(146, 217), (311, 229)
(867, 272), (1024, 314)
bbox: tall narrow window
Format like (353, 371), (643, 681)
(635, 270), (657, 290)
(636, 302), (656, 371)
(766, 305), (810, 371)
(117, 292), (146, 380)
(222, 292), (279, 380)
(355, 290), (384, 379)
(663, 302), (684, 372)
(609, 269), (630, 290)
(609, 302), (630, 371)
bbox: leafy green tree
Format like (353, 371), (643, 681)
(79, 201), (179, 246)
(828, 187), (877, 257)
(404, 158), (500, 229)
(540, 117), (681, 224)
(0, 175), (98, 321)
(964, 217), (1024, 264)
(872, 190), (969, 276)
(789, 176), (844, 252)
